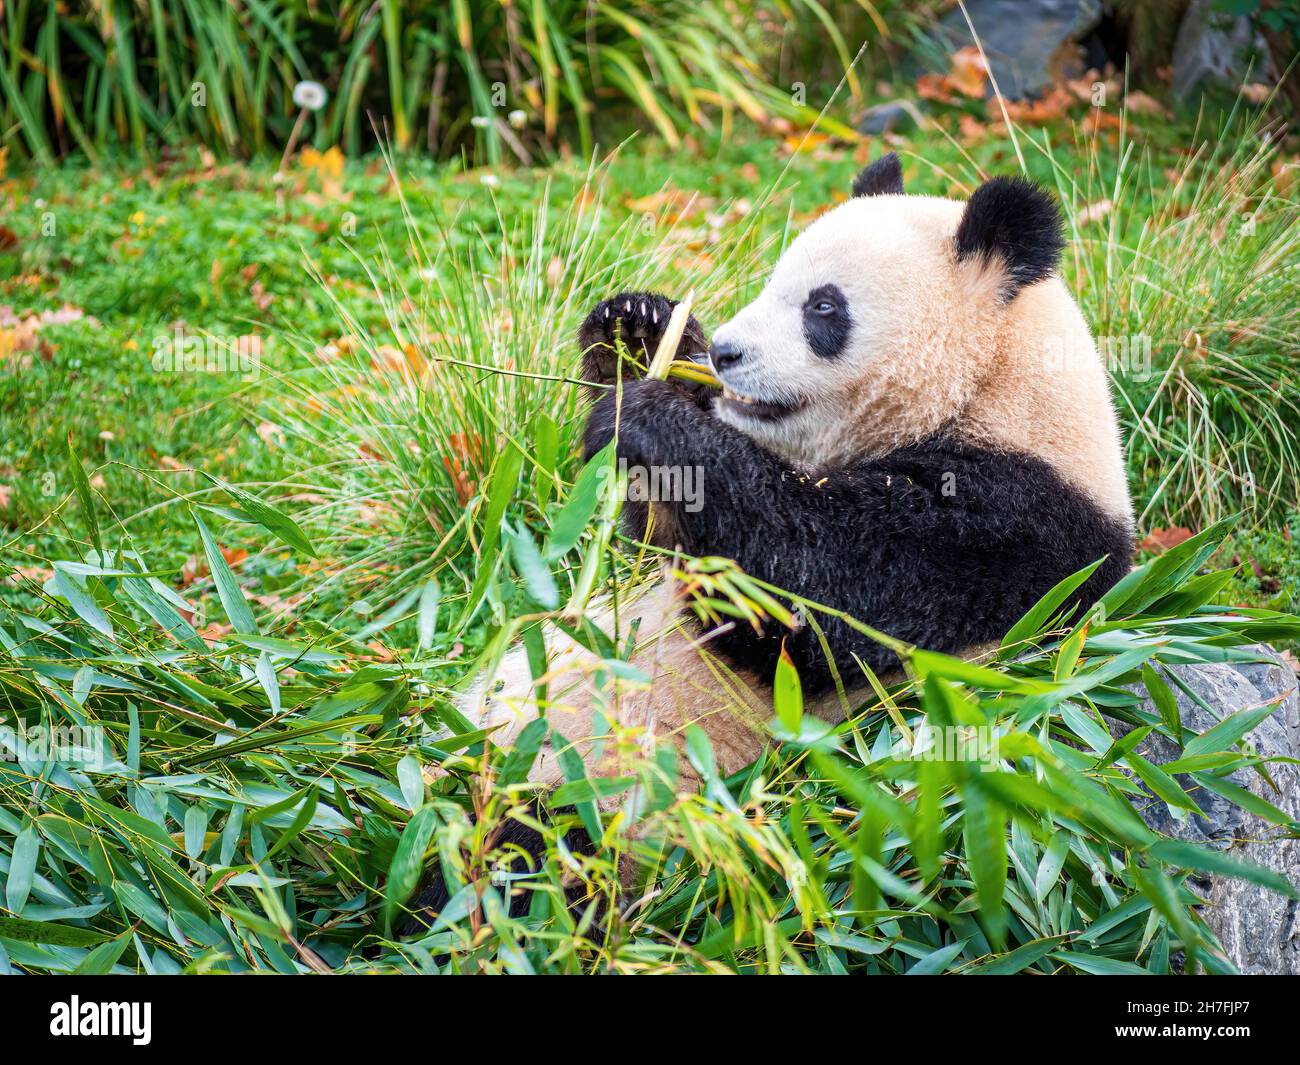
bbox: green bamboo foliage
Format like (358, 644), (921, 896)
(0, 0), (883, 164)
(1, 451), (1296, 973)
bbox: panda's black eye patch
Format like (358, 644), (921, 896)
(802, 284), (850, 359)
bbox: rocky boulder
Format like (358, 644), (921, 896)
(927, 0), (1103, 99)
(1121, 644), (1299, 974)
(1172, 0), (1273, 103)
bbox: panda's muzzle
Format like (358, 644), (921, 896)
(710, 340), (804, 420)
(718, 386), (805, 422)
(709, 338), (747, 371)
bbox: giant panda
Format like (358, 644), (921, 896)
(406, 154), (1134, 927)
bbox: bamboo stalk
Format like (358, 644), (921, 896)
(645, 290), (694, 381)
(643, 291), (721, 388)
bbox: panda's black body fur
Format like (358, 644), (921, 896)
(583, 381), (1131, 695)
(405, 806), (594, 930)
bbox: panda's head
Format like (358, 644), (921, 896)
(708, 153), (1067, 468)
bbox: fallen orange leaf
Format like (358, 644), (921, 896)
(1137, 526), (1194, 554)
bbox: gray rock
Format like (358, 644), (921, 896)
(856, 99), (924, 135)
(1119, 644), (1300, 974)
(928, 0), (1103, 99)
(1172, 0), (1273, 103)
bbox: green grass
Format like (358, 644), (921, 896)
(2, 89), (1300, 972)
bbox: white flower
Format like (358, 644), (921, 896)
(507, 109), (527, 129)
(470, 115), (491, 129)
(292, 81), (328, 111)
(479, 174), (500, 188)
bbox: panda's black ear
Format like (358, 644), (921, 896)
(954, 177), (1064, 299)
(852, 152), (904, 197)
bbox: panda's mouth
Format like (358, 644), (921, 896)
(719, 387), (804, 422)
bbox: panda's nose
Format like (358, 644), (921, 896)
(709, 339), (746, 372)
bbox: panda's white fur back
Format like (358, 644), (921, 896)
(963, 274), (1131, 521)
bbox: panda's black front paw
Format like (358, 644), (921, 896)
(578, 292), (708, 387)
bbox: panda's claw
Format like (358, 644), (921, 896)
(581, 292), (710, 395)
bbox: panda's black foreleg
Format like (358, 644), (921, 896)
(582, 379), (879, 687)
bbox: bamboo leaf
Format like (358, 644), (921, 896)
(205, 478), (317, 558)
(6, 824), (39, 914)
(383, 806), (439, 934)
(773, 644), (803, 735)
(194, 510), (259, 635)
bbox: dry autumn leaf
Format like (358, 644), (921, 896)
(959, 113), (989, 144)
(916, 46), (990, 106)
(781, 130), (831, 155)
(1124, 90), (1168, 117)
(1272, 157), (1297, 195)
(1001, 86), (1074, 125)
(180, 554), (206, 587)
(916, 72), (954, 104)
(1077, 199), (1113, 224)
(1082, 108), (1123, 135)
(1240, 83), (1271, 105)
(948, 46), (990, 99)
(545, 255), (564, 288)
(198, 622), (233, 645)
(623, 186), (714, 224)
(250, 280), (274, 311)
(300, 145), (345, 181)
(1137, 526), (1194, 554)
(5, 565), (53, 586)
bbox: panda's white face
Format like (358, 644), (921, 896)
(708, 193), (1003, 469)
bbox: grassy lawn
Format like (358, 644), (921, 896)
(1, 80), (1299, 972)
(5, 107), (1297, 606)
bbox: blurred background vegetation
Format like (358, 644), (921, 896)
(3, 1), (1294, 165)
(0, 0), (906, 163)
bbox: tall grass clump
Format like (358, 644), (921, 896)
(0, 0), (876, 165)
(2, 445), (1297, 972)
(1041, 109), (1300, 529)
(262, 153), (780, 625)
